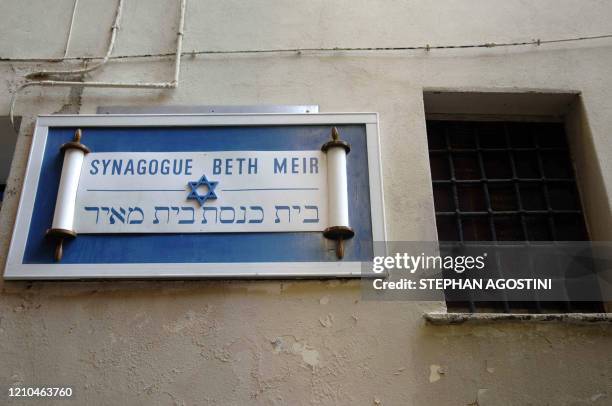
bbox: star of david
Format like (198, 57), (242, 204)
(187, 174), (219, 206)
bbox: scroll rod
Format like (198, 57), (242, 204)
(321, 126), (355, 260)
(45, 228), (76, 262)
(323, 225), (355, 259)
(46, 128), (90, 262)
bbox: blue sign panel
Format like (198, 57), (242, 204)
(5, 114), (385, 279)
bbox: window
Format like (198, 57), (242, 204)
(427, 120), (603, 313)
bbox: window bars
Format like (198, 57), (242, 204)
(427, 120), (603, 313)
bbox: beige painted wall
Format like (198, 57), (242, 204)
(0, 1), (611, 404)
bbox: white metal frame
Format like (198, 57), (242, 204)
(4, 113), (386, 279)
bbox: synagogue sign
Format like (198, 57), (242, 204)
(4, 114), (385, 279)
(76, 151), (327, 233)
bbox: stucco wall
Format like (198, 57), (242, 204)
(0, 1), (611, 405)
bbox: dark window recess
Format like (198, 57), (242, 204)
(427, 120), (603, 313)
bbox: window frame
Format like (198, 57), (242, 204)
(426, 117), (603, 313)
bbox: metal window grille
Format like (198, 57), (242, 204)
(427, 120), (603, 313)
